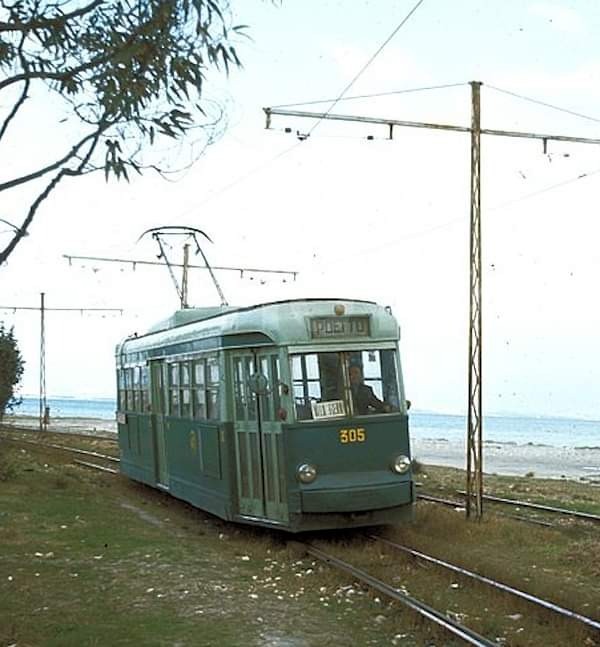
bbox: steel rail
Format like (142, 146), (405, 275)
(44, 442), (120, 463)
(295, 542), (496, 647)
(73, 459), (119, 474)
(417, 493), (555, 528)
(418, 492), (466, 509)
(1, 423), (118, 442)
(0, 434), (120, 463)
(370, 536), (600, 633)
(458, 490), (600, 523)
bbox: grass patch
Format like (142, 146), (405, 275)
(0, 444), (436, 646)
(2, 438), (598, 646)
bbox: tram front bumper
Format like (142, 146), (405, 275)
(300, 480), (412, 513)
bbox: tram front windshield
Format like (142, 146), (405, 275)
(291, 350), (400, 421)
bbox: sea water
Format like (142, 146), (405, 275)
(14, 396), (116, 421)
(410, 411), (600, 450)
(10, 397), (600, 449)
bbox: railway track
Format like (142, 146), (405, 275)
(6, 434), (598, 645)
(0, 433), (120, 473)
(369, 535), (600, 633)
(417, 488), (600, 526)
(417, 493), (557, 528)
(294, 541), (496, 646)
(294, 535), (600, 645)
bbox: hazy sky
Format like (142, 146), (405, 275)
(1, 0), (599, 419)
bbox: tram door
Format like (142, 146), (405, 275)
(232, 350), (288, 523)
(150, 361), (169, 488)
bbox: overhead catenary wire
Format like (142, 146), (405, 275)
(303, 0), (426, 138)
(300, 165), (600, 274)
(270, 82), (468, 110)
(177, 0), (426, 219)
(487, 84), (600, 125)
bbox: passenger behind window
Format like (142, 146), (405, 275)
(349, 365), (389, 415)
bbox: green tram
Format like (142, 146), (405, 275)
(115, 298), (415, 532)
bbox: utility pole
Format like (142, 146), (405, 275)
(0, 298), (123, 432)
(264, 81), (600, 520)
(39, 292), (46, 431)
(466, 82), (483, 519)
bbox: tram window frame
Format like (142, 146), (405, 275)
(133, 366), (141, 411)
(117, 369), (126, 411)
(292, 353), (336, 421)
(140, 365), (149, 412)
(192, 359), (207, 419)
(169, 362), (180, 416)
(233, 357), (246, 420)
(126, 367), (135, 411)
(206, 355), (220, 420)
(290, 350), (400, 421)
(180, 361), (192, 418)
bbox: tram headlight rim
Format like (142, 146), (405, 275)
(391, 454), (411, 474)
(296, 462), (318, 483)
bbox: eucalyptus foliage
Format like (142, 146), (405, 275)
(0, 323), (24, 419)
(0, 0), (246, 263)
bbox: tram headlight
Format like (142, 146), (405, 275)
(297, 463), (317, 483)
(391, 454), (411, 474)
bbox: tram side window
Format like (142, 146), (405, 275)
(233, 357), (246, 420)
(181, 362), (192, 418)
(126, 368), (135, 411)
(133, 366), (141, 411)
(169, 362), (180, 416)
(140, 365), (149, 412)
(117, 369), (126, 410)
(193, 360), (207, 419)
(206, 355), (220, 420)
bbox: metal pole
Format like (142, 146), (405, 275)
(181, 243), (190, 309)
(466, 81), (483, 519)
(39, 292), (47, 432)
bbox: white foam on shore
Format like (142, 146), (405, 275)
(412, 437), (600, 481)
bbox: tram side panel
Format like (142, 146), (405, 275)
(117, 356), (238, 522)
(164, 416), (237, 521)
(118, 413), (157, 487)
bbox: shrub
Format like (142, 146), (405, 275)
(0, 323), (24, 421)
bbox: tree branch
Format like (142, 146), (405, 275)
(0, 0), (103, 33)
(0, 33), (30, 144)
(0, 123), (106, 265)
(0, 130), (103, 192)
(0, 48), (117, 93)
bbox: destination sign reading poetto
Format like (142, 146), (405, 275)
(310, 316), (370, 339)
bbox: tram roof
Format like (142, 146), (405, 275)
(118, 298), (400, 355)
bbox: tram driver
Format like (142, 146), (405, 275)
(349, 365), (389, 415)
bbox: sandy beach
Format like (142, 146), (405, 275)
(412, 437), (600, 483)
(4, 414), (600, 483)
(3, 414), (117, 436)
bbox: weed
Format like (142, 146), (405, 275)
(52, 475), (69, 489)
(0, 452), (18, 481)
(410, 458), (424, 474)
